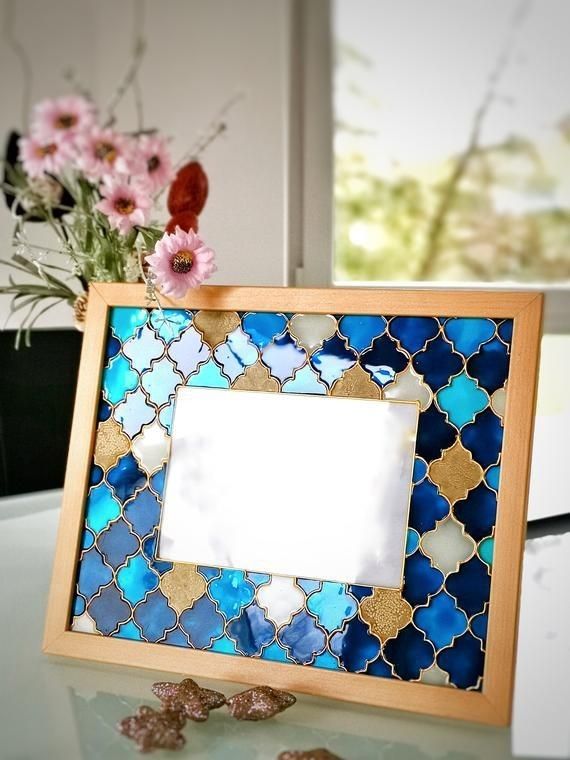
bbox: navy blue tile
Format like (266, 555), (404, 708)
(453, 483), (496, 541)
(383, 624), (435, 680)
(409, 479), (450, 533)
(461, 408), (503, 469)
(360, 334), (408, 386)
(415, 405), (457, 461)
(446, 556), (490, 617)
(467, 337), (510, 394)
(403, 551), (444, 607)
(389, 317), (439, 354)
(412, 335), (463, 391)
(438, 631), (484, 689)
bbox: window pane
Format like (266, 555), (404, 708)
(333, 0), (570, 284)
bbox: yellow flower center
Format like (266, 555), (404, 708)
(55, 113), (78, 129)
(95, 141), (117, 163)
(171, 250), (194, 273)
(114, 197), (136, 215)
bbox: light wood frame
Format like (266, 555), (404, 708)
(43, 283), (543, 726)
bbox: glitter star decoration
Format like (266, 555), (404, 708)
(116, 705), (186, 753)
(151, 678), (226, 722)
(227, 685), (296, 721)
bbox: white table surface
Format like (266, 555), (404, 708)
(0, 490), (568, 760)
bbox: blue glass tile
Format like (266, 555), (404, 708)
(453, 483), (497, 542)
(149, 466), (166, 498)
(124, 487), (160, 538)
(168, 325), (210, 378)
(105, 334), (121, 364)
(209, 570), (255, 620)
(313, 649), (341, 671)
(198, 566), (221, 581)
(88, 583), (131, 635)
(406, 529), (420, 556)
(283, 364), (327, 394)
(461, 408), (503, 469)
(467, 337), (510, 394)
(415, 405), (456, 462)
(412, 335), (463, 391)
(134, 589), (177, 642)
(471, 610), (488, 644)
(409, 479), (450, 533)
(81, 528), (95, 551)
(98, 398), (112, 423)
(389, 317), (439, 354)
(338, 315), (386, 352)
(486, 464), (501, 492)
(412, 458), (427, 484)
(414, 591), (468, 650)
(213, 327), (258, 382)
(383, 624), (435, 680)
(73, 594), (85, 616)
(161, 627), (189, 648)
(115, 620), (144, 642)
(403, 551), (444, 607)
(122, 323), (165, 373)
(141, 356), (182, 406)
(436, 372), (489, 428)
(106, 452), (146, 503)
(77, 546), (113, 599)
(242, 312), (287, 349)
(260, 640), (291, 663)
(365, 655), (393, 678)
(498, 319), (513, 345)
(89, 465), (104, 488)
(437, 631), (484, 689)
(306, 582), (357, 632)
(109, 307), (148, 342)
(149, 309), (192, 342)
(329, 616), (381, 672)
(102, 353), (139, 405)
(187, 358), (230, 388)
(96, 517), (139, 570)
(445, 556), (490, 617)
(141, 532), (172, 574)
(116, 553), (159, 605)
(361, 334), (408, 387)
(247, 572), (270, 587)
(179, 595), (224, 648)
(443, 318), (495, 358)
(85, 482), (121, 534)
(349, 584), (374, 602)
(478, 537), (494, 567)
(296, 578), (321, 595)
(227, 603), (276, 656)
(279, 610), (327, 665)
(158, 402), (173, 434)
(113, 387), (155, 438)
(262, 333), (307, 383)
(210, 634), (239, 655)
(310, 334), (356, 387)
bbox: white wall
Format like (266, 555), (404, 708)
(0, 0), (292, 328)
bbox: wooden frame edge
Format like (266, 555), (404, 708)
(42, 284), (544, 726)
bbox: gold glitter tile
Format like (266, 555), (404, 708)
(93, 417), (130, 471)
(193, 310), (241, 348)
(232, 360), (279, 392)
(428, 439), (483, 504)
(331, 363), (381, 400)
(161, 564), (206, 614)
(359, 588), (412, 643)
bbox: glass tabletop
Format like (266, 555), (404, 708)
(0, 490), (568, 759)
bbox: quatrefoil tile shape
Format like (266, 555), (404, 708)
(93, 417), (130, 471)
(257, 576), (305, 627)
(131, 420), (169, 474)
(436, 372), (488, 428)
(289, 313), (337, 353)
(160, 564), (206, 615)
(359, 589), (412, 643)
(337, 315), (386, 352)
(122, 322), (165, 372)
(193, 310), (241, 348)
(421, 517), (476, 575)
(428, 439), (483, 504)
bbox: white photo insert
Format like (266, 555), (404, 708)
(157, 387), (419, 589)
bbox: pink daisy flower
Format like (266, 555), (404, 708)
(145, 227), (217, 298)
(18, 135), (74, 178)
(136, 134), (175, 193)
(31, 95), (95, 142)
(95, 178), (152, 234)
(77, 127), (134, 181)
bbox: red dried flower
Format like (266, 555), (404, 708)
(167, 160), (208, 216)
(165, 211), (199, 234)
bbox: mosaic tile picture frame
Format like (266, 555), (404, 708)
(44, 284), (542, 725)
